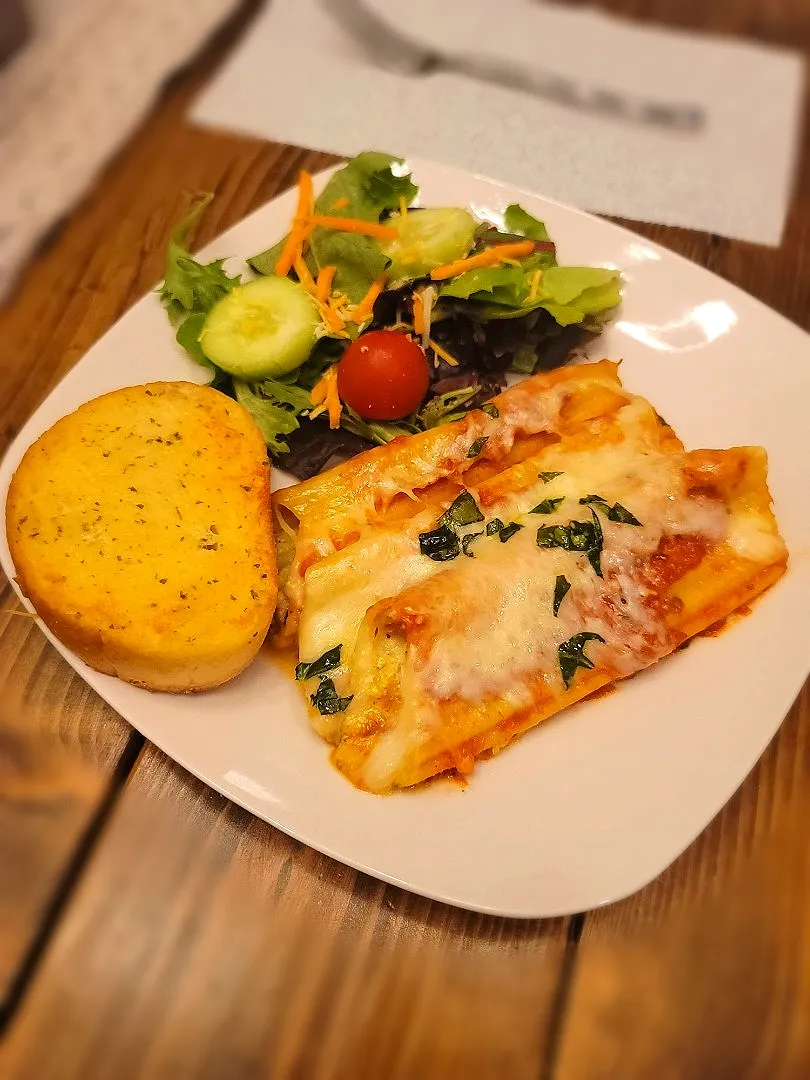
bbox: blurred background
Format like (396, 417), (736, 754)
(0, 0), (804, 305)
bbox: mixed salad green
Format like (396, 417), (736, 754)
(159, 151), (623, 479)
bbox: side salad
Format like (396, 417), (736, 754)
(160, 151), (622, 479)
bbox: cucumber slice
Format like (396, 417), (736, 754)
(383, 207), (476, 284)
(200, 276), (320, 379)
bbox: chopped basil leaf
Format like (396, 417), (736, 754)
(588, 508), (603, 575)
(419, 524), (461, 561)
(423, 490), (485, 560)
(467, 436), (489, 458)
(536, 513), (603, 577)
(558, 631), (605, 689)
(481, 403), (499, 418)
(538, 471), (563, 483)
(530, 497), (564, 515)
(579, 494), (642, 526)
(486, 518), (504, 536)
(438, 489), (484, 528)
(607, 502), (642, 526)
(498, 522), (524, 543)
(311, 677), (353, 715)
(461, 530), (484, 557)
(553, 575), (571, 616)
(535, 524), (570, 548)
(295, 644), (342, 681)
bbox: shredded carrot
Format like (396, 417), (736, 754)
(319, 300), (347, 334)
(430, 340), (460, 367)
(350, 274), (387, 324)
(412, 290), (425, 336)
(293, 252), (317, 295)
(306, 215), (398, 241)
(429, 240), (535, 281)
(309, 366), (342, 429)
(274, 231), (301, 280)
(275, 171), (314, 277)
(331, 196), (350, 210)
(310, 379), (327, 406)
(316, 265), (337, 303)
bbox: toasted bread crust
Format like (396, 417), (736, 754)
(6, 381), (277, 692)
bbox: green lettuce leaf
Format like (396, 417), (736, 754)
(249, 151), (418, 304)
(309, 230), (388, 307)
(340, 405), (417, 446)
(316, 151), (417, 220)
(233, 378), (309, 456)
(174, 313), (213, 372)
(160, 194), (241, 372)
(438, 264), (526, 304)
(536, 267), (623, 326)
(503, 204), (552, 243)
(160, 194), (240, 323)
(439, 260), (622, 326)
(418, 385), (480, 428)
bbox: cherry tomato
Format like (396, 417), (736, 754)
(337, 330), (431, 420)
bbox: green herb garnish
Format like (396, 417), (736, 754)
(538, 471), (563, 483)
(481, 403), (499, 418)
(311, 677), (353, 715)
(419, 524), (461, 561)
(553, 575), (571, 616)
(486, 518), (504, 536)
(579, 495), (642, 526)
(467, 436), (489, 458)
(421, 490), (485, 561)
(461, 531), (484, 557)
(296, 645), (342, 681)
(558, 632), (605, 689)
(607, 502), (642, 525)
(530, 497), (564, 515)
(536, 511), (603, 576)
(498, 522), (524, 543)
(438, 490), (484, 529)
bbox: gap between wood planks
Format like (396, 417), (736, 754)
(539, 913), (586, 1080)
(0, 732), (145, 1033)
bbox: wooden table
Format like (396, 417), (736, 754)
(1, 1), (808, 1076)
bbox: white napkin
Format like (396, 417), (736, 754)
(192, 0), (805, 246)
(0, 0), (241, 304)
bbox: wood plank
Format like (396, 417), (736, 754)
(552, 683), (810, 1080)
(0, 572), (134, 1016)
(551, 1), (810, 1074)
(549, 0), (810, 1073)
(0, 0), (328, 1019)
(0, 744), (571, 1080)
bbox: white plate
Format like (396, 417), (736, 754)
(2, 160), (810, 918)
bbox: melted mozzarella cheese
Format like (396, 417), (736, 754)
(299, 524), (436, 662)
(298, 406), (673, 663)
(417, 451), (729, 702)
(726, 509), (787, 563)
